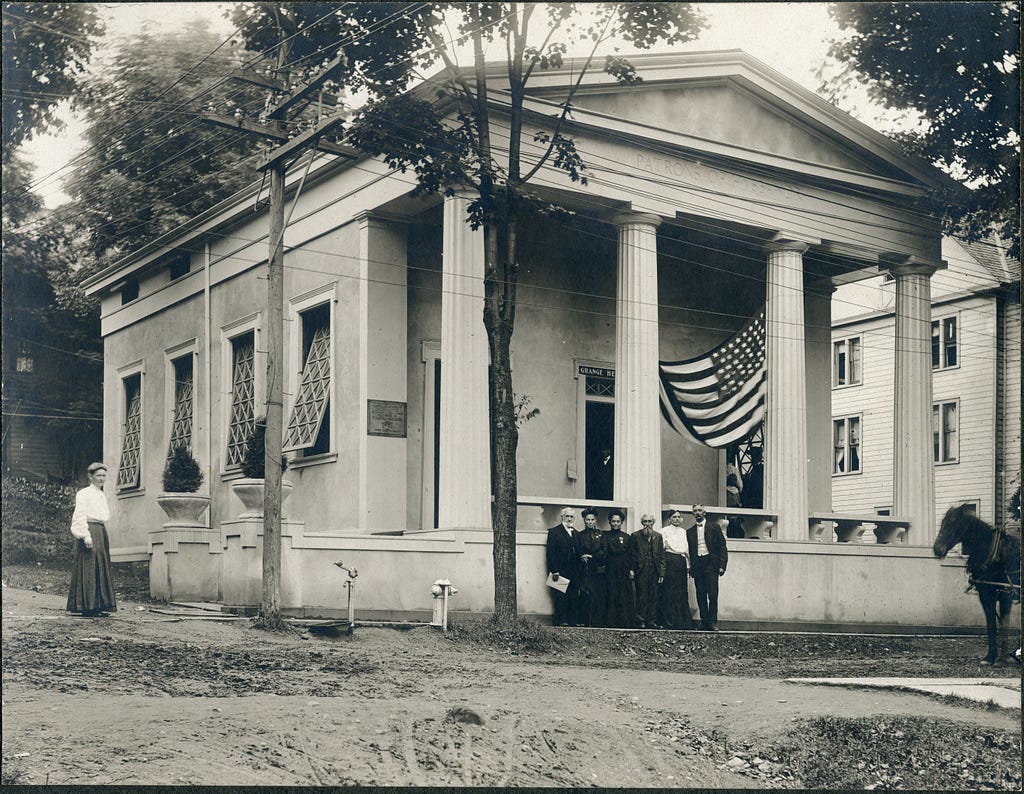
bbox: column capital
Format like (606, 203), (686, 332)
(609, 211), (662, 230)
(765, 233), (812, 255)
(806, 278), (838, 296)
(354, 209), (410, 228)
(879, 253), (943, 279)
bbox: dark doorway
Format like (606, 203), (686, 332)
(585, 401), (614, 500)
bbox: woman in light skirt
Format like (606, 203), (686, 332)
(66, 462), (117, 617)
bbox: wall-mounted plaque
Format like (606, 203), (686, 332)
(367, 399), (407, 438)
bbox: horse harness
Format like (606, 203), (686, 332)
(965, 524), (1022, 600)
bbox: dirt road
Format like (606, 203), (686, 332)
(2, 586), (1020, 788)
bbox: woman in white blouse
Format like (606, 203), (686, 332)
(66, 462), (117, 616)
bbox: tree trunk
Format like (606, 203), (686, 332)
(484, 215), (520, 627)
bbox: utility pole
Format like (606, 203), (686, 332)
(204, 41), (352, 622)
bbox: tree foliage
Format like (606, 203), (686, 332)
(1, 2), (104, 159)
(64, 21), (266, 260)
(228, 2), (443, 97)
(234, 2), (705, 624)
(827, 2), (1020, 254)
(2, 160), (103, 478)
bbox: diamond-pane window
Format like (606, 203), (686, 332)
(117, 374), (142, 489)
(168, 355), (194, 457)
(585, 376), (614, 397)
(226, 333), (255, 467)
(283, 309), (331, 453)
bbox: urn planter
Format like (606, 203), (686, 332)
(156, 493), (211, 525)
(231, 478), (294, 519)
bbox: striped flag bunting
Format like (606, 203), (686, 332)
(659, 308), (766, 448)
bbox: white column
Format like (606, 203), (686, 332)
(885, 258), (938, 542)
(765, 236), (810, 540)
(437, 193), (491, 529)
(360, 214), (408, 530)
(611, 213), (662, 519)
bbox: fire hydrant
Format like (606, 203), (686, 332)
(430, 578), (458, 631)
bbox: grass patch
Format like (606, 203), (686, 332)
(2, 561), (152, 602)
(1, 477), (77, 566)
(774, 715), (1022, 790)
(447, 615), (558, 654)
(250, 611), (297, 633)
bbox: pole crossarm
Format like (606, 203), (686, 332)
(202, 113), (289, 142)
(256, 114), (357, 170)
(229, 69), (286, 92)
(266, 53), (348, 120)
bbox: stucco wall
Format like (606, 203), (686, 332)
(104, 291), (208, 556)
(203, 527), (985, 631)
(271, 222), (363, 534)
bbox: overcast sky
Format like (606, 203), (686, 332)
(20, 2), (894, 207)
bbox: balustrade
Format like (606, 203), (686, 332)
(661, 504), (776, 539)
(514, 500), (910, 546)
(808, 512), (909, 544)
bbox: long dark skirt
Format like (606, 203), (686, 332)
(605, 572), (635, 628)
(658, 553), (694, 629)
(67, 521), (117, 615)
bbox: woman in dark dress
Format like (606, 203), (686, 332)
(67, 462), (117, 617)
(603, 509), (635, 628)
(578, 508), (608, 627)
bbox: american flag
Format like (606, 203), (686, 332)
(659, 309), (766, 448)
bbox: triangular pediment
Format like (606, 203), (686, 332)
(518, 51), (950, 193)
(570, 81), (886, 178)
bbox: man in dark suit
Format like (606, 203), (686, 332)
(546, 507), (584, 626)
(686, 503), (728, 631)
(628, 513), (665, 629)
(741, 448), (764, 510)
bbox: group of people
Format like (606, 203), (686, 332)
(545, 504), (727, 631)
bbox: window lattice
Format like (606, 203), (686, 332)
(283, 325), (331, 452)
(168, 356), (194, 456)
(585, 377), (614, 397)
(117, 375), (142, 489)
(226, 334), (255, 467)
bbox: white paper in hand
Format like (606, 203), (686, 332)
(546, 573), (569, 593)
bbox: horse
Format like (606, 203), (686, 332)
(933, 504), (1021, 665)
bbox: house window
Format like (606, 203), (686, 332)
(932, 316), (958, 369)
(833, 337), (861, 387)
(117, 372), (143, 490)
(283, 302), (331, 456)
(15, 341), (33, 373)
(933, 401), (959, 463)
(833, 416), (861, 474)
(168, 255), (190, 281)
(168, 354), (194, 456)
(121, 279), (139, 305)
(226, 331), (256, 467)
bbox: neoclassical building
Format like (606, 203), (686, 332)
(84, 51), (982, 629)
